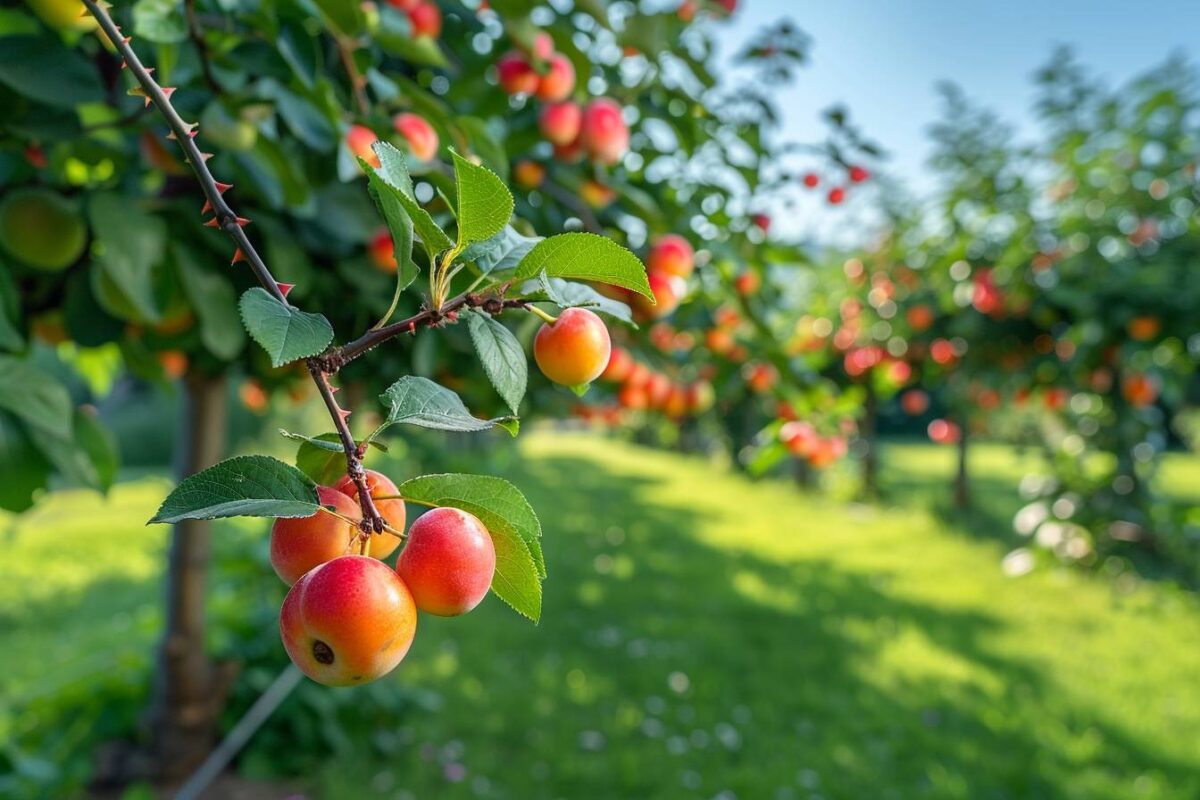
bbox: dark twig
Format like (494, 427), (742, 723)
(80, 0), (386, 529)
(184, 0), (222, 94)
(80, 0), (532, 535)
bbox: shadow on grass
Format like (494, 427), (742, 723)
(303, 447), (1196, 800)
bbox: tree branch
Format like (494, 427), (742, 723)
(81, 0), (387, 531)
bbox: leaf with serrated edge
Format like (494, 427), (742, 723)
(450, 150), (513, 247)
(522, 275), (636, 326)
(366, 169), (419, 293)
(398, 473), (544, 620)
(368, 143), (452, 261)
(378, 376), (516, 435)
(149, 455), (319, 524)
(238, 287), (334, 367)
(462, 225), (543, 274)
(280, 429), (342, 451)
(513, 232), (653, 299)
(465, 310), (527, 414)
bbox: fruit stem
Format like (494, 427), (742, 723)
(527, 304), (559, 325)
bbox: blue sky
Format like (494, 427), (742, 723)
(718, 0), (1200, 240)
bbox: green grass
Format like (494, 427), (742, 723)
(2, 436), (1199, 799)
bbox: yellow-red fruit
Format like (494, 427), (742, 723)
(600, 346), (634, 382)
(533, 307), (612, 386)
(270, 486), (363, 585)
(393, 112), (439, 162)
(334, 470), (406, 560)
(346, 125), (380, 168)
(280, 555), (417, 686)
(618, 382), (649, 410)
(536, 54), (576, 102)
(497, 51), (539, 94)
(644, 373), (671, 409)
(632, 272), (683, 319)
(745, 362), (777, 393)
(580, 180), (616, 208)
(734, 271), (760, 296)
(663, 385), (689, 418)
(579, 98), (630, 165)
(513, 160), (546, 190)
(406, 1), (441, 37)
(369, 228), (396, 273)
(647, 235), (695, 279)
(686, 380), (715, 413)
(396, 507), (496, 616)
(538, 101), (582, 146)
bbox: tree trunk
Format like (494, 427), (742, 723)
(145, 371), (234, 780)
(953, 417), (970, 510)
(860, 383), (878, 500)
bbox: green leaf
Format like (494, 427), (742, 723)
(465, 310), (527, 415)
(378, 376), (518, 435)
(73, 409), (118, 493)
(132, 0), (188, 43)
(0, 264), (23, 351)
(462, 225), (542, 275)
(397, 473), (544, 620)
(0, 413), (50, 513)
(366, 169), (418, 294)
(238, 287), (334, 368)
(89, 193), (167, 323)
(514, 232), (653, 299)
(0, 356), (72, 439)
(369, 142), (453, 262)
(149, 455), (319, 524)
(290, 431), (348, 485)
(450, 150), (513, 248)
(174, 244), (246, 360)
(312, 0), (365, 36)
(0, 37), (104, 109)
(524, 275), (636, 325)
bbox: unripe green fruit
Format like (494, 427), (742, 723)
(0, 189), (87, 272)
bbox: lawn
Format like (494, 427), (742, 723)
(2, 435), (1198, 799)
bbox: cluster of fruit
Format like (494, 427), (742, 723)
(271, 470), (495, 686)
(596, 345), (715, 418)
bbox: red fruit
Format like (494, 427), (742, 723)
(713, 0), (737, 14)
(714, 306), (741, 329)
(580, 180), (616, 208)
(927, 419), (960, 445)
(808, 436), (846, 468)
(971, 269), (1002, 315)
(513, 160), (546, 190)
(533, 307), (612, 386)
(538, 101), (582, 146)
(346, 124), (380, 168)
(906, 304), (934, 332)
(334, 470), (407, 552)
(705, 327), (735, 356)
(579, 98), (630, 165)
(677, 0), (696, 21)
(280, 555), (417, 686)
(745, 362), (778, 394)
(536, 54), (576, 102)
(734, 271), (760, 296)
(497, 51), (539, 94)
(827, 187), (846, 205)
(387, 0), (419, 9)
(930, 338), (957, 366)
(646, 234), (695, 279)
(368, 228), (396, 273)
(751, 213), (770, 232)
(618, 382), (649, 410)
(848, 165), (869, 183)
(632, 272), (684, 319)
(1127, 316), (1160, 341)
(802, 172), (819, 188)
(407, 1), (441, 37)
(528, 32), (554, 61)
(600, 346), (634, 382)
(1043, 387), (1068, 412)
(393, 112), (439, 162)
(624, 361), (651, 388)
(780, 421), (817, 457)
(397, 507), (496, 616)
(900, 389), (929, 416)
(270, 486), (363, 585)
(644, 372), (671, 409)
(1122, 373), (1159, 407)
(663, 385), (689, 418)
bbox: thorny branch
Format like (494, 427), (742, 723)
(81, 0), (529, 537)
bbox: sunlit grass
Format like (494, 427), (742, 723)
(1, 437), (1197, 799)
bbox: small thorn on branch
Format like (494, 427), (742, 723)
(235, 217), (251, 227)
(276, 282), (295, 298)
(203, 217), (219, 228)
(214, 182), (232, 194)
(231, 247), (246, 264)
(201, 199), (212, 214)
